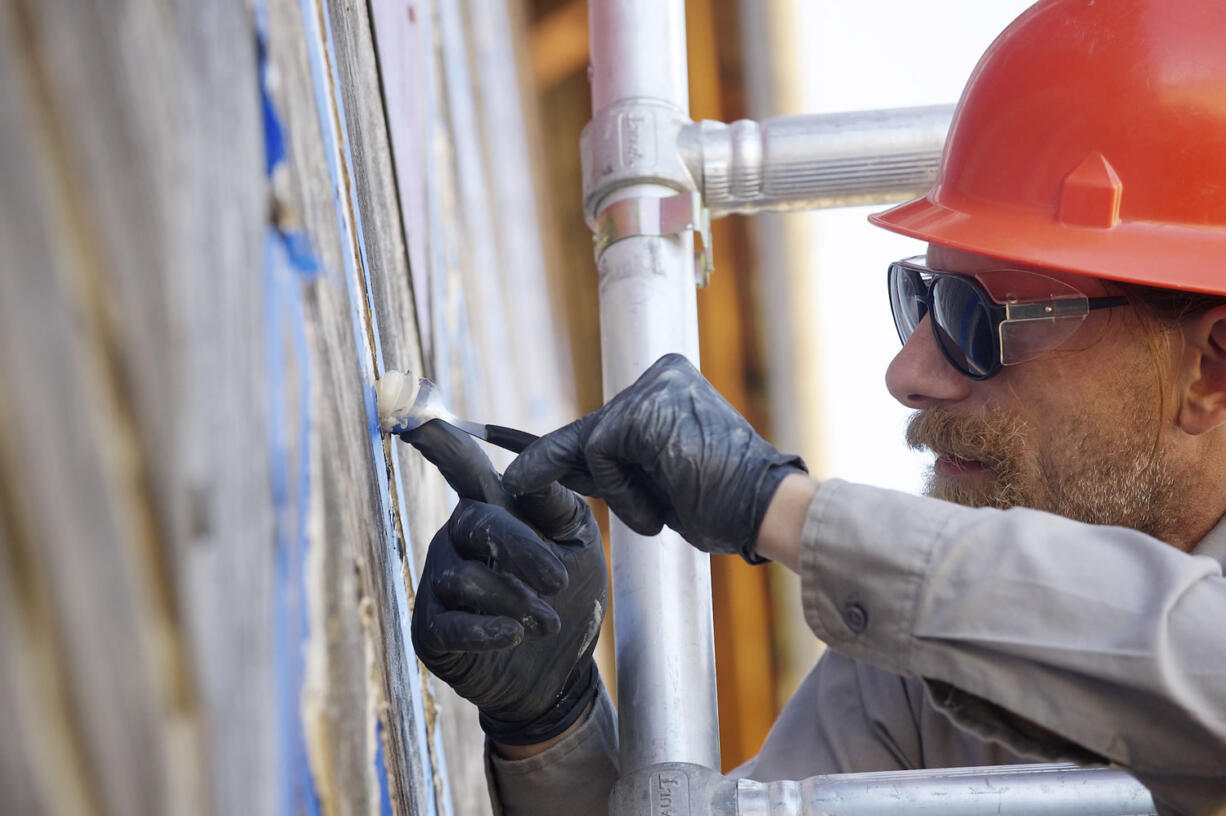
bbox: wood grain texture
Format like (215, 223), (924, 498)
(1, 0), (575, 812)
(267, 0), (421, 811)
(0, 0), (268, 813)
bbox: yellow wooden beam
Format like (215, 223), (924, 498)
(688, 0), (781, 772)
(530, 0), (589, 88)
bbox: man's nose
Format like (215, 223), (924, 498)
(885, 316), (973, 408)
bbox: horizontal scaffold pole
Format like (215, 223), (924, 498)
(684, 104), (954, 216)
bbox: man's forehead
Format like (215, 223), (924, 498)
(924, 243), (1114, 296)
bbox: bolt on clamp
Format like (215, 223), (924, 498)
(593, 192), (713, 288)
(582, 99), (715, 287)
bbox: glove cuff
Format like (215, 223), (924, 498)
(479, 659), (601, 746)
(744, 457), (808, 564)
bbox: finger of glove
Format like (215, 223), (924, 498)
(646, 352), (700, 381)
(450, 499), (567, 594)
(503, 416), (592, 496)
(574, 412), (669, 536)
(513, 482), (592, 543)
(593, 476), (667, 537)
(432, 560), (561, 637)
(416, 609), (525, 653)
(585, 456), (666, 537)
(404, 419), (511, 510)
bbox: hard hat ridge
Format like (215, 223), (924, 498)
(1057, 152), (1122, 230)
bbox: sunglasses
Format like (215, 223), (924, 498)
(887, 255), (1134, 380)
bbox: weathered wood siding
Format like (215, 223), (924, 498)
(0, 0), (572, 814)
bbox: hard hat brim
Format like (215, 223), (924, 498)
(870, 194), (1226, 296)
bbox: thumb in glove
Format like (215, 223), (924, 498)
(503, 353), (805, 561)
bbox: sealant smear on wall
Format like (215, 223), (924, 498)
(297, 0), (452, 812)
(256, 13), (324, 816)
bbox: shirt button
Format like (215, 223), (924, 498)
(842, 603), (868, 633)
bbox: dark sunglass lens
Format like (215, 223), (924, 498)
(888, 264), (927, 343)
(931, 276), (996, 377)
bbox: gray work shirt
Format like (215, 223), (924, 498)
(487, 479), (1226, 815)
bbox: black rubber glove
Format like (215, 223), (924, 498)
(502, 353), (805, 562)
(405, 420), (608, 745)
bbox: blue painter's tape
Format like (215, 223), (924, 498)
(282, 229), (320, 277)
(256, 7), (324, 816)
(259, 41), (285, 175)
(258, 21), (320, 279)
(265, 230), (323, 816)
(374, 719), (396, 816)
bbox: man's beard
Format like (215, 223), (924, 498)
(904, 403), (1183, 541)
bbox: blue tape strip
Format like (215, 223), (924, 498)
(256, 11), (323, 816)
(373, 719), (396, 816)
(258, 39), (284, 174)
(265, 230), (321, 816)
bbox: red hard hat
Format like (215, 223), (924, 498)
(870, 0), (1226, 296)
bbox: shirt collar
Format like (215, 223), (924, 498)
(1191, 512), (1226, 569)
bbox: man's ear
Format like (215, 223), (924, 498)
(1177, 306), (1226, 435)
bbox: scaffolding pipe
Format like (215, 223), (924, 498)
(609, 761), (1155, 815)
(737, 763), (1156, 815)
(683, 105), (954, 216)
(586, 0), (721, 775)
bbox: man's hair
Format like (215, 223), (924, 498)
(1117, 282), (1226, 325)
(1111, 282), (1226, 455)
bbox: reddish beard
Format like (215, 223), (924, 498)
(905, 406), (1032, 510)
(904, 404), (1182, 542)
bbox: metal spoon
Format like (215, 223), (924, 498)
(374, 370), (538, 453)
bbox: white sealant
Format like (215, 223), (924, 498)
(374, 370), (420, 433)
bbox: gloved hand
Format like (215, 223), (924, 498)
(405, 420), (607, 745)
(503, 354), (805, 562)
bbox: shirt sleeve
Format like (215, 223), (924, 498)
(799, 478), (1226, 815)
(734, 647), (1038, 781)
(485, 683), (619, 816)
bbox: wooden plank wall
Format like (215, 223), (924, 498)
(0, 0), (570, 814)
(0, 0), (269, 812)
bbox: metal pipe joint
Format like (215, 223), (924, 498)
(608, 762), (1156, 816)
(581, 99), (697, 225)
(580, 101), (954, 285)
(581, 100), (713, 285)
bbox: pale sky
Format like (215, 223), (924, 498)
(792, 1), (1034, 492)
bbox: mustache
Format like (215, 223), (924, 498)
(904, 407), (1026, 468)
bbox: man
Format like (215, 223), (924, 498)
(406, 1), (1226, 813)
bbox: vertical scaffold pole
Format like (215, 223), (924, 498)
(586, 0), (722, 775)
